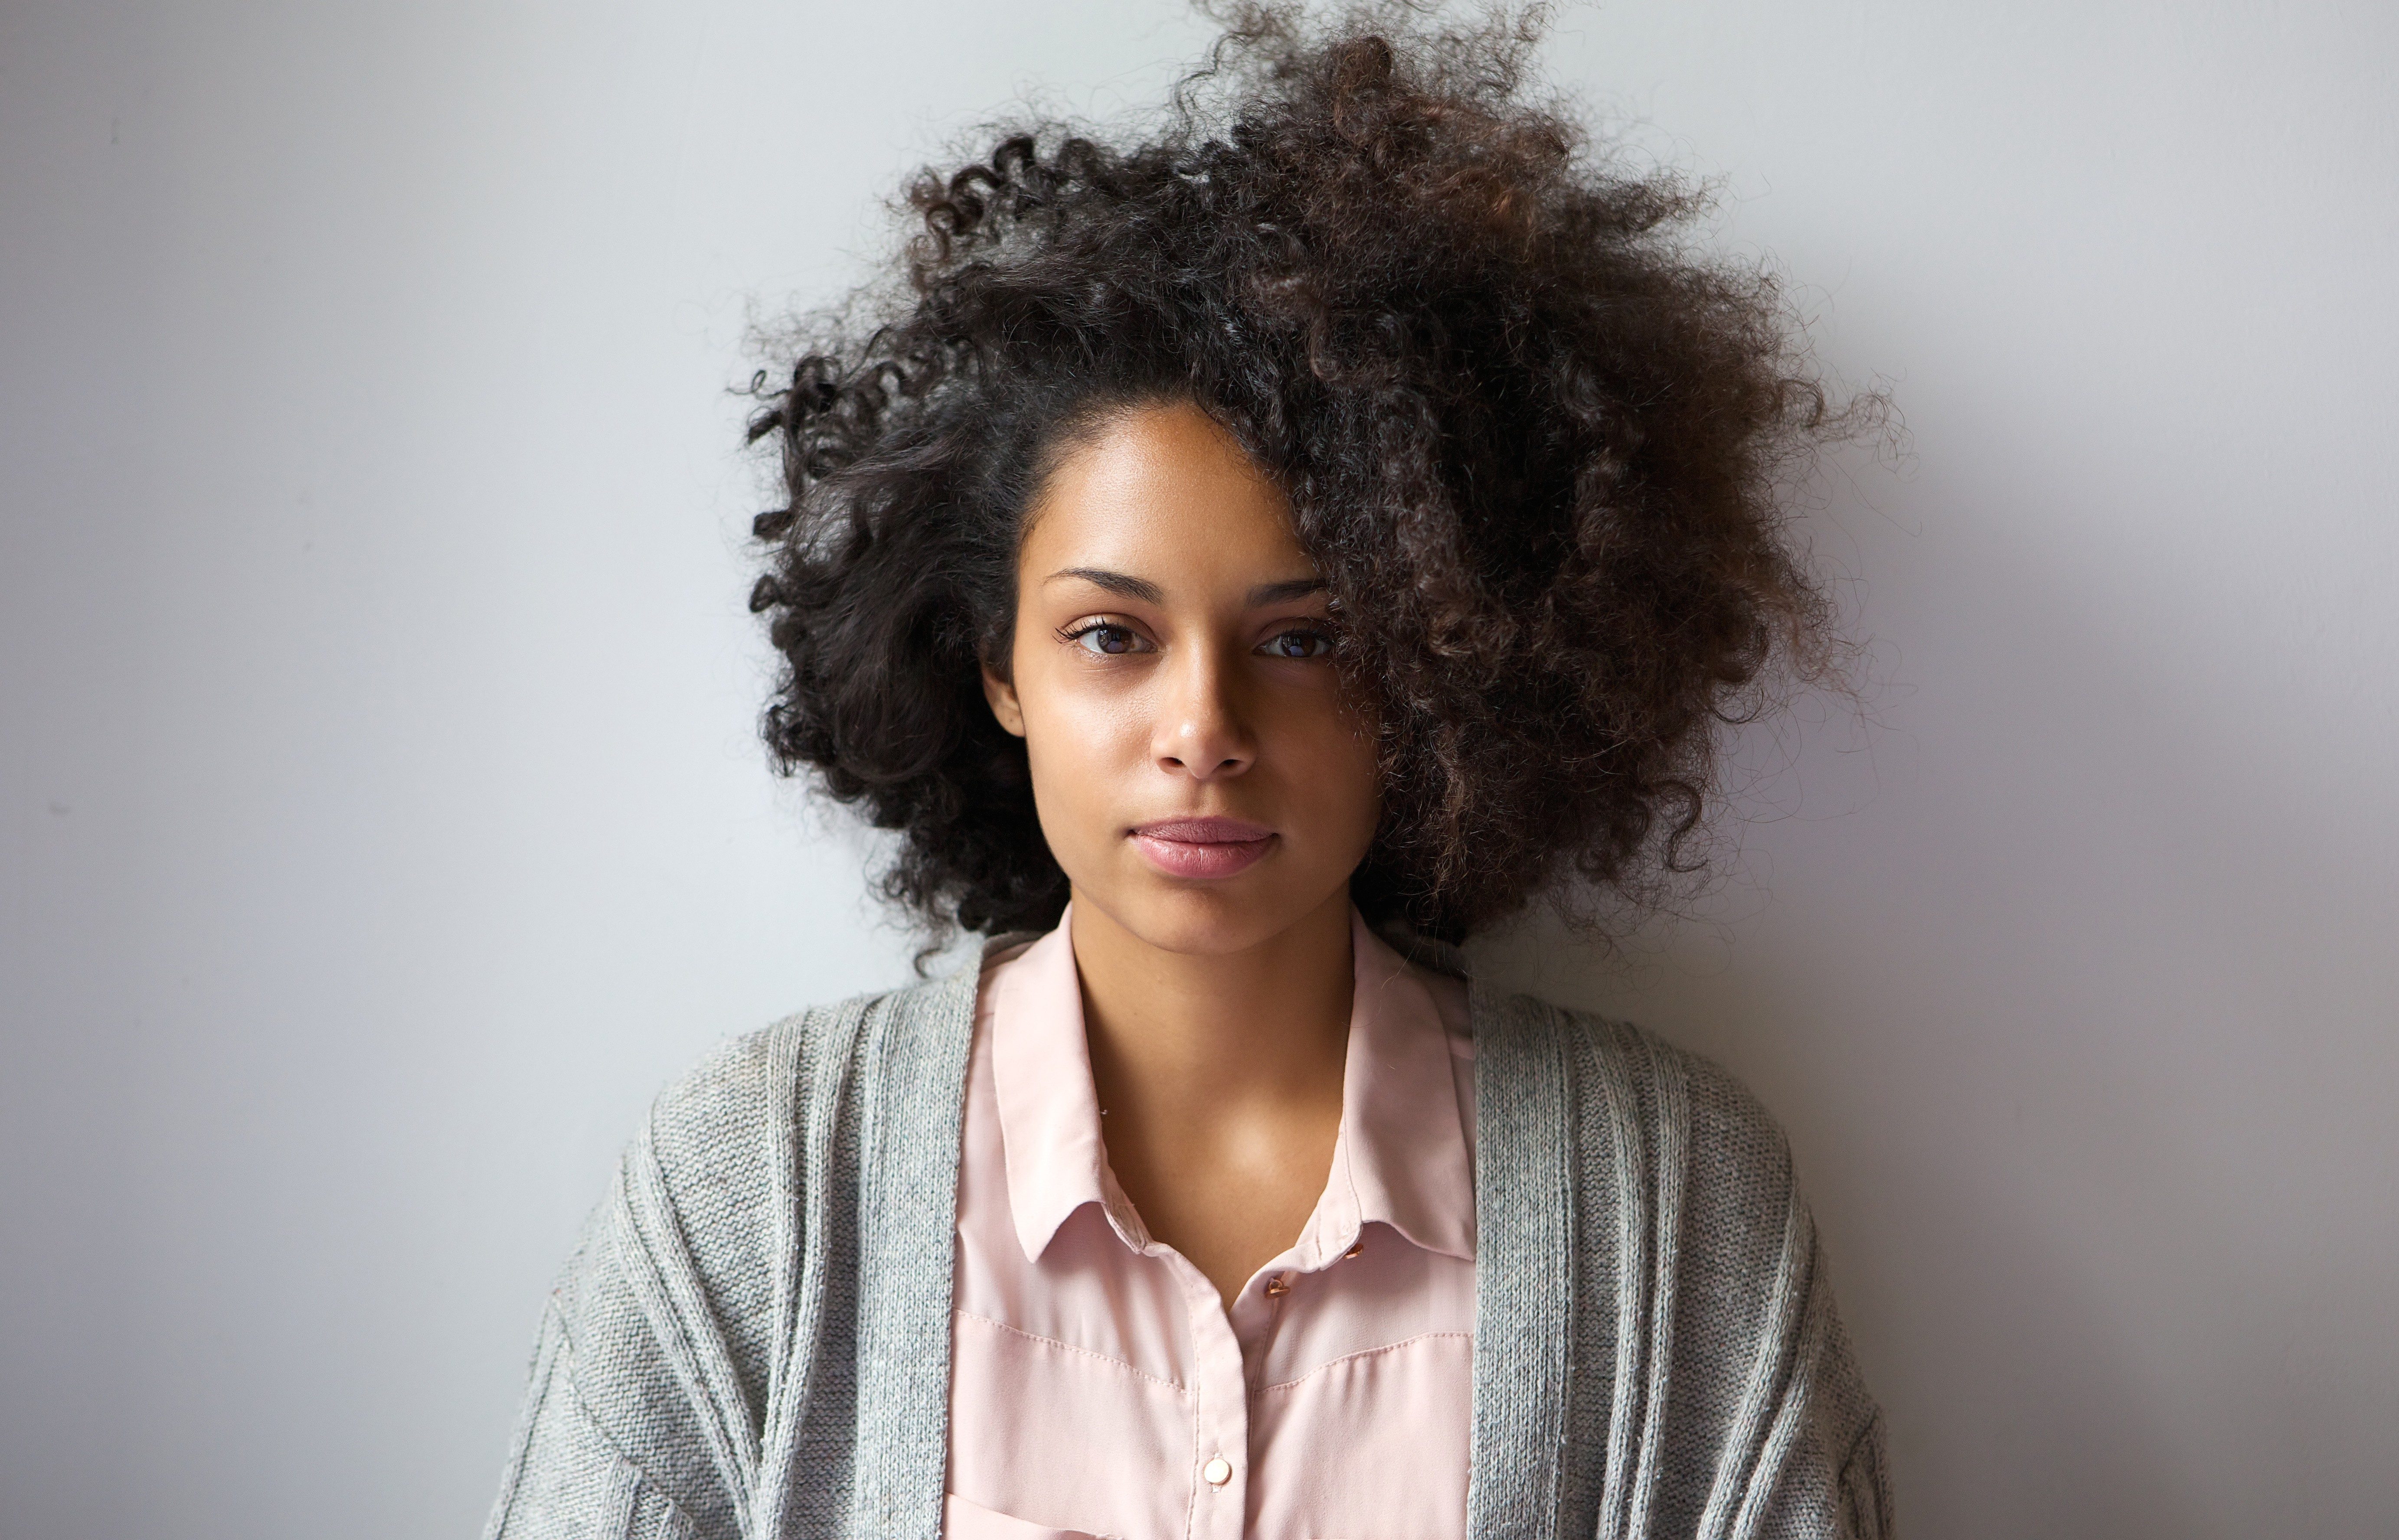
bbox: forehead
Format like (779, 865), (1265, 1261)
(1021, 401), (1311, 581)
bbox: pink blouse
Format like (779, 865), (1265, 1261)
(944, 907), (1478, 1540)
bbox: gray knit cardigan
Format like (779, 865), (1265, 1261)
(484, 939), (1892, 1540)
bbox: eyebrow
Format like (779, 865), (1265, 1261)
(1246, 577), (1327, 606)
(1046, 568), (1166, 605)
(1044, 568), (1328, 608)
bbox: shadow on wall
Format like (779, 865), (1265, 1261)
(1463, 488), (2398, 1537)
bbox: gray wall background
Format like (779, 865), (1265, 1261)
(4, 2), (2394, 1536)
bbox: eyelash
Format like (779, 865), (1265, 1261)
(1059, 619), (1150, 656)
(1258, 626), (1335, 659)
(1056, 619), (1337, 659)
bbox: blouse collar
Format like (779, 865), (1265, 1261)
(989, 903), (1476, 1268)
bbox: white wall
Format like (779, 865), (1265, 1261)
(3, 3), (2391, 1536)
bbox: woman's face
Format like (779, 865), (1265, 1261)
(983, 399), (1381, 956)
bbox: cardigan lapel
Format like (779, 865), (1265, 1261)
(1464, 977), (1575, 1540)
(836, 956), (985, 1540)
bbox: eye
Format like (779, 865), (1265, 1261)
(1259, 626), (1335, 660)
(1062, 620), (1151, 656)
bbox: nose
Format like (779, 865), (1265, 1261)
(1152, 641), (1256, 782)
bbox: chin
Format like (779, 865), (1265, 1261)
(1090, 871), (1329, 958)
(1133, 888), (1291, 956)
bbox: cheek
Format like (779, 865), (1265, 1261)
(1010, 654), (1145, 846)
(1285, 702), (1383, 844)
(1017, 664), (1143, 760)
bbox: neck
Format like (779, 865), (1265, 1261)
(1070, 887), (1355, 1120)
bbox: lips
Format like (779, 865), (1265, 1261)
(1128, 816), (1277, 879)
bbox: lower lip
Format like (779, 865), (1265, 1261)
(1131, 832), (1276, 879)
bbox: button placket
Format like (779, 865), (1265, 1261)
(1168, 1256), (1251, 1540)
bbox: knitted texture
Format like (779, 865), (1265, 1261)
(484, 943), (1889, 1540)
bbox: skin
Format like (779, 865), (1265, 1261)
(981, 398), (1382, 1310)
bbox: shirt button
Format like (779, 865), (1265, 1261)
(1264, 1273), (1291, 1298)
(1203, 1456), (1233, 1486)
(1343, 1239), (1365, 1260)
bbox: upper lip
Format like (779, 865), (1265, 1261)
(1130, 816), (1275, 844)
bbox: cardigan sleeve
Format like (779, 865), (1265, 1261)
(1496, 1000), (1895, 1540)
(482, 1024), (801, 1540)
(483, 1299), (704, 1540)
(479, 979), (975, 1540)
(1647, 1028), (1895, 1540)
(1742, 1246), (1895, 1540)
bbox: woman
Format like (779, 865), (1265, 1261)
(484, 10), (1890, 1539)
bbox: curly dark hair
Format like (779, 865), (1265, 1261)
(744, 3), (1857, 944)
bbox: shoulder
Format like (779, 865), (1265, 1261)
(637, 968), (978, 1170)
(627, 951), (990, 1226)
(536, 973), (974, 1499)
(623, 966), (979, 1268)
(1471, 987), (1819, 1353)
(1471, 985), (1798, 1195)
(1391, 930), (1790, 1184)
